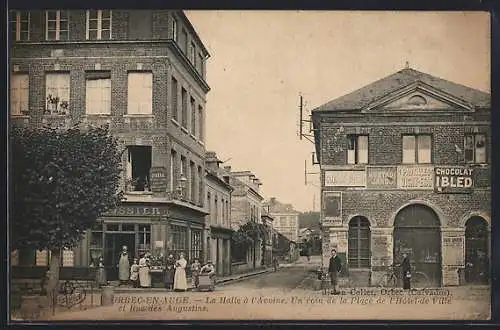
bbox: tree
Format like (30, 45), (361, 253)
(11, 124), (123, 299)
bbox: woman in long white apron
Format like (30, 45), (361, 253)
(173, 252), (188, 291)
(138, 254), (151, 288)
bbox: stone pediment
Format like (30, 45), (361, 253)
(362, 82), (474, 113)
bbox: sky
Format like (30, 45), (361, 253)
(184, 11), (490, 212)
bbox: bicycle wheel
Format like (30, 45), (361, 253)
(412, 272), (430, 288)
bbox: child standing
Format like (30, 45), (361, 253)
(190, 258), (201, 290)
(130, 258), (139, 288)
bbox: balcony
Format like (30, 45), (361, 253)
(123, 114), (155, 130)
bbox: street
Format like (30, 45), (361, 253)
(36, 257), (490, 321)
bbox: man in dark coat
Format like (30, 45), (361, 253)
(328, 249), (342, 295)
(401, 253), (411, 290)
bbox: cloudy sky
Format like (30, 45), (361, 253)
(185, 11), (490, 212)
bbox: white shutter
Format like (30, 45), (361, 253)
(417, 135), (431, 163)
(357, 135), (368, 164)
(402, 135), (416, 164)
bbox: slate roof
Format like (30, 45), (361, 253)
(312, 68), (490, 112)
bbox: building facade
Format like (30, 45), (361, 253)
(265, 198), (300, 242)
(10, 9), (211, 280)
(228, 169), (264, 272)
(311, 68), (491, 287)
(261, 207), (274, 267)
(205, 152), (233, 276)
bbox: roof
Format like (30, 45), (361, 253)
(264, 198), (299, 214)
(312, 68), (490, 112)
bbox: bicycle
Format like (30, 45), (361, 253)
(378, 264), (430, 288)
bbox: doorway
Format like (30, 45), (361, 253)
(104, 233), (136, 281)
(393, 204), (442, 287)
(465, 216), (489, 284)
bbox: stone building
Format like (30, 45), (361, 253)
(228, 169), (264, 272)
(261, 207), (274, 267)
(10, 9), (211, 281)
(264, 198), (300, 242)
(311, 67), (490, 287)
(205, 152), (233, 276)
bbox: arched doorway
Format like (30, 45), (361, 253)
(348, 216), (371, 268)
(393, 204), (441, 287)
(465, 216), (489, 284)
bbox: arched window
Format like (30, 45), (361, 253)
(348, 216), (371, 268)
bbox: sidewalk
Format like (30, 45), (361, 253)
(112, 264), (293, 293)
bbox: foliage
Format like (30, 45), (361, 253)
(11, 124), (123, 252)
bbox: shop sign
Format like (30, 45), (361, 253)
(104, 206), (169, 217)
(322, 191), (342, 225)
(435, 166), (473, 194)
(366, 166), (397, 189)
(150, 166), (168, 193)
(397, 166), (434, 190)
(324, 170), (366, 187)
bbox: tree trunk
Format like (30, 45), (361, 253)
(46, 248), (61, 310)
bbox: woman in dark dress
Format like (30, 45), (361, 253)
(401, 253), (411, 290)
(163, 254), (175, 290)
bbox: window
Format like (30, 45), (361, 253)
(402, 135), (431, 164)
(46, 10), (69, 40)
(215, 195), (219, 224)
(89, 226), (103, 266)
(207, 192), (212, 223)
(190, 161), (196, 202)
(171, 77), (178, 121)
(172, 17), (178, 42)
(181, 88), (188, 128)
(86, 10), (112, 40)
(465, 134), (487, 164)
(347, 135), (368, 164)
(45, 73), (70, 115)
(10, 73), (29, 116)
(348, 216), (371, 268)
(170, 150), (177, 191)
(197, 54), (204, 75)
(10, 11), (30, 41)
(85, 72), (111, 115)
(198, 106), (204, 141)
(190, 42), (196, 64)
(190, 97), (196, 135)
(127, 72), (152, 115)
(191, 229), (202, 262)
(171, 225), (188, 259)
(198, 165), (203, 206)
(126, 146), (152, 192)
(182, 29), (188, 54)
(138, 224), (151, 255)
(225, 201), (229, 227)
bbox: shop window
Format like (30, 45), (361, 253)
(122, 224), (135, 232)
(402, 134), (431, 164)
(464, 134), (487, 164)
(171, 225), (188, 259)
(10, 73), (29, 116)
(191, 229), (202, 262)
(348, 216), (371, 268)
(126, 146), (152, 192)
(106, 224), (119, 231)
(138, 224), (151, 255)
(89, 229), (103, 266)
(347, 135), (368, 164)
(45, 72), (70, 115)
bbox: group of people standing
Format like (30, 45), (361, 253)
(117, 246), (189, 291)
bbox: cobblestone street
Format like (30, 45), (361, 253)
(38, 258), (490, 321)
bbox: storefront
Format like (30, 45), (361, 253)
(75, 202), (207, 281)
